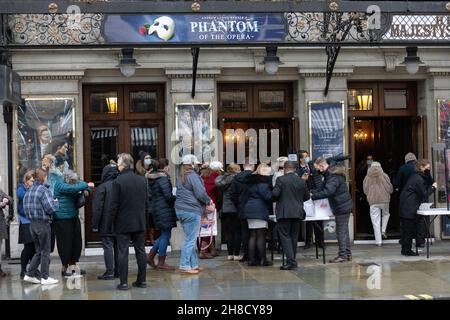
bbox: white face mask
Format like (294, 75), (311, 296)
(304, 157), (310, 163)
(144, 159), (152, 166)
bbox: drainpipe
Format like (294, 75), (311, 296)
(2, 101), (13, 259)
(1, 49), (14, 258)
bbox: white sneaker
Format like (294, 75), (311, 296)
(233, 255), (243, 261)
(41, 277), (59, 285)
(227, 255), (234, 261)
(23, 275), (41, 284)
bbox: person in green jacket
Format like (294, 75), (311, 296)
(49, 155), (94, 277)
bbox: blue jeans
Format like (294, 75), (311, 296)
(151, 228), (172, 256)
(176, 210), (201, 270)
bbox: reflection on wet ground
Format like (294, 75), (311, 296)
(2, 242), (450, 300)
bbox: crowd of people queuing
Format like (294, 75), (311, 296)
(0, 146), (438, 290)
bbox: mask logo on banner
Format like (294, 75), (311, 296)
(139, 16), (175, 41)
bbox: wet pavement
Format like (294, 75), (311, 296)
(1, 242), (450, 300)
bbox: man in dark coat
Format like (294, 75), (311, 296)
(92, 162), (119, 280)
(230, 162), (255, 262)
(273, 161), (310, 270)
(399, 159), (436, 256)
(111, 153), (149, 290)
(311, 157), (353, 263)
(393, 152), (417, 192)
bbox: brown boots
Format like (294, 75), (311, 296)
(147, 251), (157, 269)
(156, 256), (175, 270)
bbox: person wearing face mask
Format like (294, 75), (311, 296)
(311, 157), (353, 263)
(399, 159), (437, 256)
(136, 151), (152, 176)
(297, 151), (324, 249)
(136, 151), (157, 244)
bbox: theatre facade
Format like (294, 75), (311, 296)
(1, 1), (450, 257)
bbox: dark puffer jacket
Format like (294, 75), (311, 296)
(92, 164), (118, 236)
(230, 170), (254, 218)
(215, 172), (238, 214)
(399, 172), (435, 220)
(311, 165), (353, 216)
(242, 174), (273, 221)
(148, 171), (177, 230)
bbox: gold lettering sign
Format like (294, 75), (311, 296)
(386, 15), (450, 39)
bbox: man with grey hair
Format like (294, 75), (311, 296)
(111, 153), (149, 290)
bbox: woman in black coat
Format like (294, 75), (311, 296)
(242, 164), (273, 267)
(92, 162), (119, 280)
(311, 158), (353, 263)
(146, 159), (177, 270)
(399, 159), (437, 256)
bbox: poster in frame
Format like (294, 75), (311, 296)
(436, 99), (450, 238)
(308, 101), (346, 161)
(307, 101), (346, 242)
(16, 97), (76, 182)
(175, 103), (213, 164)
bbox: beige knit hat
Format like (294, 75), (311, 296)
(404, 152), (417, 163)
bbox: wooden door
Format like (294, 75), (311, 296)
(83, 84), (165, 245)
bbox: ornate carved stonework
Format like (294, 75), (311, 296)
(165, 68), (221, 79)
(384, 53), (398, 72)
(253, 51), (265, 73)
(21, 75), (84, 81)
(8, 14), (105, 45)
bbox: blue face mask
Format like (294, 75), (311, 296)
(144, 159), (152, 166)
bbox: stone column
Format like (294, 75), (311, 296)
(298, 67), (355, 241)
(165, 68), (221, 251)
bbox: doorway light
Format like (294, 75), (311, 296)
(401, 47), (424, 75)
(357, 94), (372, 111)
(262, 46), (283, 75)
(117, 48), (140, 77)
(106, 96), (118, 114)
(354, 128), (368, 142)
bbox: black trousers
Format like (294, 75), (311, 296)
(55, 218), (82, 267)
(240, 218), (249, 258)
(223, 213), (241, 256)
(101, 236), (119, 276)
(401, 218), (416, 253)
(277, 219), (300, 267)
(116, 231), (146, 285)
(304, 222), (324, 245)
(416, 215), (428, 246)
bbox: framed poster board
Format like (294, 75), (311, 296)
(442, 148), (450, 238)
(437, 99), (450, 238)
(175, 103), (213, 164)
(308, 101), (345, 242)
(17, 97), (75, 182)
(308, 101), (345, 161)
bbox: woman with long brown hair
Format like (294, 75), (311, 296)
(175, 155), (211, 275)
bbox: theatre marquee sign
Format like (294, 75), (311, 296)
(6, 12), (450, 46)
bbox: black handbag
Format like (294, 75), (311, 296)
(76, 191), (86, 209)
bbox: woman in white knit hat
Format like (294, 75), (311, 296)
(363, 162), (393, 246)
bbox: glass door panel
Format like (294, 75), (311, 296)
(130, 126), (159, 162)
